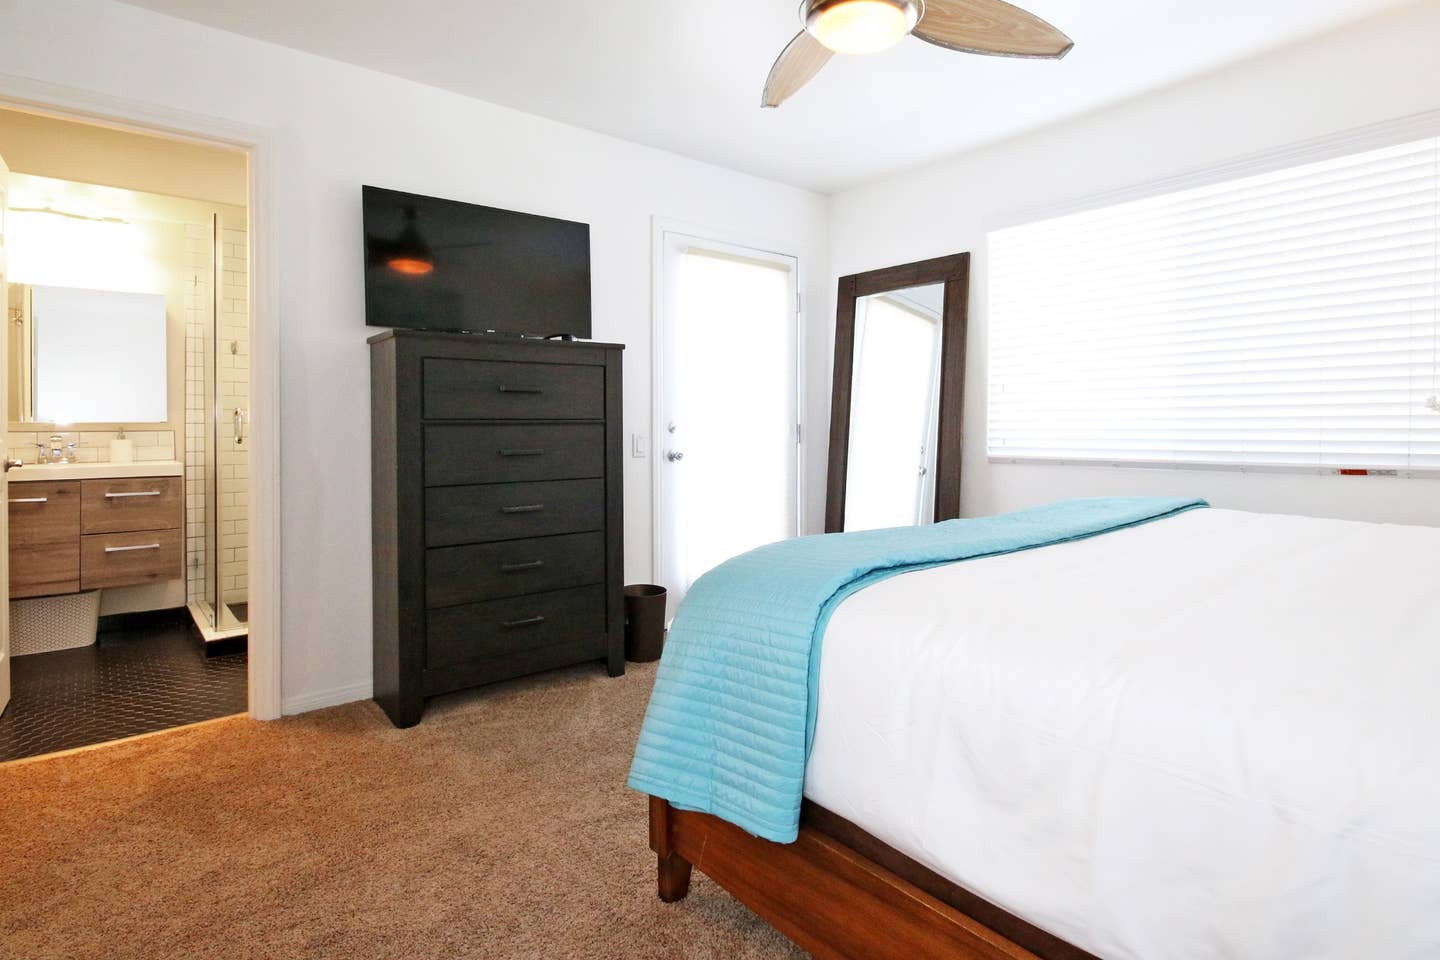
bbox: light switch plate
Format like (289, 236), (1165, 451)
(631, 434), (648, 458)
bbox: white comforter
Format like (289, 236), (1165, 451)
(804, 508), (1440, 960)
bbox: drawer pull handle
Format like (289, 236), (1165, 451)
(9, 497), (48, 504)
(500, 504), (546, 514)
(502, 616), (547, 629)
(498, 449), (545, 458)
(497, 386), (544, 395)
(499, 560), (545, 573)
(105, 543), (161, 553)
(105, 490), (163, 499)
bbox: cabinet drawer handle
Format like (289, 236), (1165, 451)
(498, 449), (544, 458)
(502, 616), (546, 629)
(9, 497), (48, 504)
(497, 386), (543, 395)
(499, 560), (545, 573)
(105, 543), (161, 553)
(500, 504), (546, 514)
(105, 490), (163, 499)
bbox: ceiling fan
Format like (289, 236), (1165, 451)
(762, 0), (1073, 107)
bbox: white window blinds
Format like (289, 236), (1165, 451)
(988, 135), (1440, 472)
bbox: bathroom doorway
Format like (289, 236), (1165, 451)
(0, 106), (255, 760)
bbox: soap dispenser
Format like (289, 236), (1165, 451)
(110, 427), (135, 464)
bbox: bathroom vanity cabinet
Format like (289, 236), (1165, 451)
(369, 330), (625, 728)
(9, 473), (184, 598)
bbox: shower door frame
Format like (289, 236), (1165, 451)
(0, 76), (283, 720)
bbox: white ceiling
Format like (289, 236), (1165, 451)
(121, 0), (1417, 193)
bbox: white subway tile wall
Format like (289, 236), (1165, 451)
(184, 221), (211, 605)
(6, 430), (176, 463)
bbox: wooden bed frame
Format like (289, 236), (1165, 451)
(648, 796), (1098, 960)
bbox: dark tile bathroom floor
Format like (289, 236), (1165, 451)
(0, 613), (247, 762)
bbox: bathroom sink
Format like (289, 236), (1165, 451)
(7, 460), (184, 482)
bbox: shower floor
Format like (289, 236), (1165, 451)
(0, 611), (248, 762)
(186, 600), (249, 645)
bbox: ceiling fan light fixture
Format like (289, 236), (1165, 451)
(803, 0), (920, 55)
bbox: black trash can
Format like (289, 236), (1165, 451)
(624, 584), (668, 663)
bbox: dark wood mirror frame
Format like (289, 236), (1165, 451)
(825, 253), (970, 533)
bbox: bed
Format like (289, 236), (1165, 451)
(635, 504), (1440, 959)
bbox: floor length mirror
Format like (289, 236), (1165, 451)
(826, 254), (969, 532)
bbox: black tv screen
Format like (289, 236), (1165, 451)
(363, 185), (591, 338)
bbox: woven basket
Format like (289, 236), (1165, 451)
(10, 590), (101, 656)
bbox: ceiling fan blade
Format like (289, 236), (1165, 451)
(762, 31), (834, 108)
(913, 0), (1073, 59)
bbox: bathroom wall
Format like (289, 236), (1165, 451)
(5, 428), (175, 463)
(4, 170), (247, 614)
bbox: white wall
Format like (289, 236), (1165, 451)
(830, 1), (1440, 527)
(0, 0), (830, 712)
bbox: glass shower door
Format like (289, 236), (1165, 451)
(195, 211), (249, 637)
(212, 211), (249, 633)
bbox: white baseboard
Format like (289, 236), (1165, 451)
(282, 680), (372, 716)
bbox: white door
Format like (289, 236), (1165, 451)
(654, 230), (800, 615)
(1, 150), (12, 717)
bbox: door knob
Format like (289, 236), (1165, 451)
(666, 451), (685, 463)
(4, 458), (22, 473)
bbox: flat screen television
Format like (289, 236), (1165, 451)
(362, 185), (592, 338)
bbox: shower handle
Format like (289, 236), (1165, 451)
(233, 407), (248, 446)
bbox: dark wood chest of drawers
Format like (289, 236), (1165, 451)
(369, 330), (625, 728)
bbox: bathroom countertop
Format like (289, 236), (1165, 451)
(8, 459), (184, 482)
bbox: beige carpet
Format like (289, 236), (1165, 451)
(0, 662), (807, 960)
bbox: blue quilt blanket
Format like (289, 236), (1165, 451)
(627, 496), (1208, 842)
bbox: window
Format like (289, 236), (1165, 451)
(988, 134), (1440, 472)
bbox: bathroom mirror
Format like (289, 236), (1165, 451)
(826, 254), (969, 532)
(8, 283), (169, 424)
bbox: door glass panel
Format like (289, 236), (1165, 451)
(660, 240), (797, 607)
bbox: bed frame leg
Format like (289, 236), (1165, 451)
(657, 851), (693, 902)
(648, 795), (694, 902)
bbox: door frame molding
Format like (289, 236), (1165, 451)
(649, 217), (806, 600)
(0, 72), (283, 720)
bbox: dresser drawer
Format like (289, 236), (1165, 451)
(80, 529), (183, 590)
(426, 531), (605, 607)
(8, 480), (80, 546)
(425, 585), (606, 669)
(425, 479), (605, 547)
(80, 477), (182, 534)
(424, 424), (604, 486)
(423, 358), (604, 421)
(10, 542), (81, 598)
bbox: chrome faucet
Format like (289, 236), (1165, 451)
(31, 441), (50, 464)
(45, 434), (80, 464)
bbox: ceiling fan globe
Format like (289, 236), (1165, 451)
(802, 0), (922, 55)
